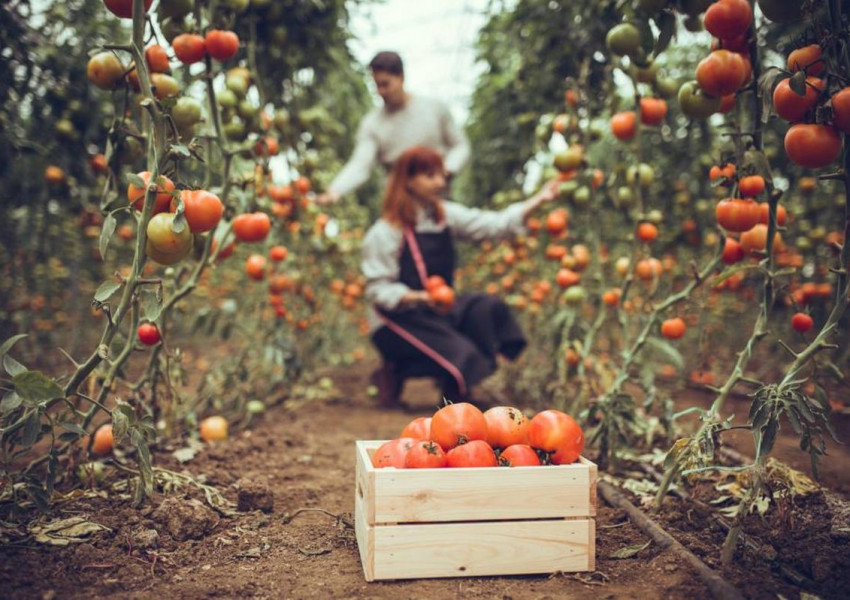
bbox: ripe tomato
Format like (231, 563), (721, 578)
(91, 424), (114, 455)
(205, 30), (240, 61)
(268, 274), (293, 294)
(832, 87), (850, 134)
(696, 50), (748, 97)
(704, 0), (752, 40)
(431, 402), (488, 451)
(635, 257), (662, 281)
(90, 153), (108, 174)
(602, 288), (621, 306)
(715, 198), (761, 232)
(758, 202), (787, 226)
(174, 190), (223, 233)
(738, 175), (765, 197)
(128, 171), (175, 213)
(146, 212), (192, 257)
(371, 437), (416, 468)
(639, 97), (668, 126)
(528, 409), (582, 454)
(245, 255), (267, 281)
(255, 136), (279, 156)
(661, 317), (686, 340)
(400, 416), (431, 440)
(145, 44), (170, 73)
(787, 44), (824, 76)
(610, 111), (637, 141)
(269, 245), (288, 262)
(103, 0), (152, 18)
(430, 285), (455, 309)
(722, 237), (745, 264)
(791, 312), (814, 333)
(404, 441), (447, 468)
(233, 212), (271, 243)
(137, 323), (161, 345)
(172, 33), (206, 65)
(483, 406), (529, 449)
(636, 222), (658, 243)
(446, 440), (498, 468)
(212, 238), (235, 260)
(499, 444), (541, 467)
(546, 208), (569, 235)
(773, 77), (824, 122)
(295, 176), (311, 195)
(150, 73), (179, 100)
(87, 52), (125, 90)
(784, 124), (842, 169)
(740, 223), (784, 255)
(556, 268), (580, 289)
(425, 275), (447, 293)
(199, 416), (228, 442)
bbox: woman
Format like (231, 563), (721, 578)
(362, 145), (559, 408)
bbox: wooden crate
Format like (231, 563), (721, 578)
(354, 440), (596, 581)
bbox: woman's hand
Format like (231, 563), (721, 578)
(399, 290), (432, 308)
(523, 178), (561, 221)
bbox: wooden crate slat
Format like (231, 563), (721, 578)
(370, 518), (594, 580)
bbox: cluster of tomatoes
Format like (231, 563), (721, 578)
(776, 44), (849, 170)
(370, 403), (585, 469)
(425, 275), (456, 310)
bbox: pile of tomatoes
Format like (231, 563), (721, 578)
(370, 403), (585, 469)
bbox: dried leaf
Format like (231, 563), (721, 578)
(29, 516), (110, 546)
(610, 539), (651, 559)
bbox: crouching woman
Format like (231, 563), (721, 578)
(362, 145), (559, 408)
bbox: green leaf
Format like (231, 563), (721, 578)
(0, 334), (28, 359)
(644, 337), (684, 370)
(610, 539), (651, 559)
(126, 173), (146, 188)
(0, 391), (22, 414)
(21, 411), (42, 447)
(99, 212), (117, 260)
(4, 355), (26, 377)
(757, 421), (779, 459)
(789, 70), (807, 96)
(653, 12), (675, 55)
(170, 144), (191, 158)
(46, 449), (58, 496)
(60, 422), (88, 436)
(714, 264), (758, 286)
(94, 280), (122, 303)
(13, 371), (63, 404)
(140, 290), (162, 322)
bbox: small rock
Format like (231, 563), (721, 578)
(236, 479), (274, 514)
(172, 575), (183, 583)
(41, 591), (56, 600)
(810, 555), (834, 583)
(131, 527), (159, 550)
(152, 497), (219, 541)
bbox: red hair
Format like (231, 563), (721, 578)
(382, 146), (445, 228)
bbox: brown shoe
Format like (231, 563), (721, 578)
(369, 363), (404, 409)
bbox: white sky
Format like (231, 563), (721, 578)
(348, 0), (493, 126)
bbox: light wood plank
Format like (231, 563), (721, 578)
(354, 480), (375, 582)
(370, 518), (593, 580)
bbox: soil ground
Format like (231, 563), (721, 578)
(2, 358), (849, 600)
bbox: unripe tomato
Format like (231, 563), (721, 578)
(679, 80), (723, 119)
(137, 322), (161, 345)
(146, 212), (193, 258)
(173, 190), (223, 233)
(205, 30), (240, 61)
(150, 73), (180, 100)
(199, 416), (228, 442)
(606, 23), (642, 57)
(87, 52), (125, 90)
(172, 33), (206, 64)
(791, 312), (814, 333)
(661, 317), (686, 340)
(91, 424), (114, 455)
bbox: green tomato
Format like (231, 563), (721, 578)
(647, 209), (663, 224)
(632, 61), (658, 84)
(678, 80), (722, 119)
(563, 285), (587, 306)
(606, 23), (642, 58)
(223, 118), (246, 140)
(627, 163), (655, 187)
(226, 74), (249, 97)
(217, 88), (238, 109)
(146, 212), (193, 255)
(172, 97), (203, 128)
(573, 186), (591, 207)
(655, 76), (679, 98)
(247, 400), (266, 414)
(616, 186), (634, 208)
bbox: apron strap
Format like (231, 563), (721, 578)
(403, 227), (430, 288)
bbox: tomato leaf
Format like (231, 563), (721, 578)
(60, 422), (87, 436)
(99, 213), (117, 260)
(713, 264), (758, 286)
(0, 334), (28, 360)
(653, 11), (675, 56)
(13, 371), (63, 404)
(610, 539), (651, 559)
(21, 410), (42, 447)
(140, 290), (162, 322)
(644, 337), (684, 371)
(757, 421), (778, 459)
(94, 280), (122, 303)
(0, 391), (22, 414)
(789, 70), (807, 96)
(169, 144), (191, 158)
(4, 354), (27, 377)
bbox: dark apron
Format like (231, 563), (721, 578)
(372, 224), (526, 400)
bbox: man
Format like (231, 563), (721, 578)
(317, 51), (470, 205)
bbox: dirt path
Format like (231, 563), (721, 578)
(2, 360), (849, 599)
